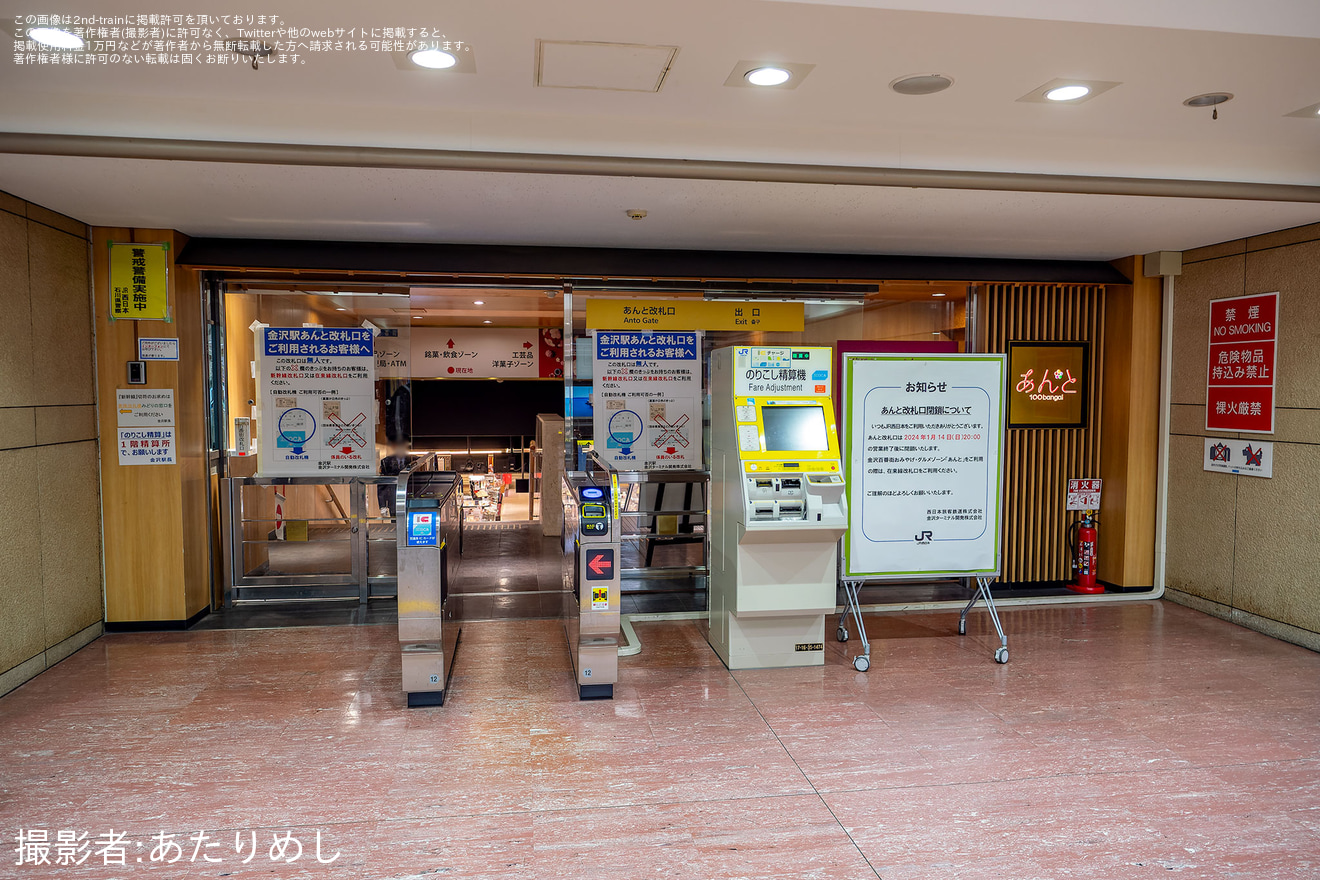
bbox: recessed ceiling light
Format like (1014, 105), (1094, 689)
(483, 320), (492, 324)
(932, 292), (947, 297)
(1183, 92), (1233, 108)
(335, 307), (347, 311)
(1045, 85), (1091, 102)
(28, 27), (83, 49)
(1018, 78), (1119, 105)
(890, 74), (953, 96)
(409, 48), (457, 69)
(473, 300), (485, 305)
(745, 67), (791, 87)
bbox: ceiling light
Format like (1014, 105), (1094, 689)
(335, 307), (347, 311)
(483, 320), (492, 324)
(473, 300), (484, 305)
(1018, 78), (1119, 105)
(409, 48), (457, 69)
(28, 27), (83, 49)
(745, 67), (791, 87)
(1045, 85), (1090, 102)
(890, 74), (953, 96)
(932, 292), (946, 297)
(1183, 92), (1232, 108)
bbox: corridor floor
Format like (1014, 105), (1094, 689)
(2, 601), (1318, 879)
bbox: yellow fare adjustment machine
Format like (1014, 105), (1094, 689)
(709, 345), (847, 668)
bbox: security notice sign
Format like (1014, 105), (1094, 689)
(842, 354), (1006, 579)
(108, 241), (170, 321)
(592, 330), (702, 471)
(1207, 292), (1278, 434)
(257, 327), (375, 476)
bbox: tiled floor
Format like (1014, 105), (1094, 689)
(3, 601), (1318, 879)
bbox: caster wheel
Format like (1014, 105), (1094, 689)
(994, 647), (1009, 664)
(958, 620), (966, 636)
(836, 626), (849, 643)
(853, 655), (870, 672)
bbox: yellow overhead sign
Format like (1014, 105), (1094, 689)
(585, 299), (804, 332)
(109, 241), (170, 321)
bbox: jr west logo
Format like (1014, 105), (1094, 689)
(914, 530), (933, 544)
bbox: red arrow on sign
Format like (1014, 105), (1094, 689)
(523, 341), (533, 349)
(588, 554), (611, 576)
(446, 339), (455, 349)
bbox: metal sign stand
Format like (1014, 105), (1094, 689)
(958, 575), (1009, 663)
(837, 579), (872, 671)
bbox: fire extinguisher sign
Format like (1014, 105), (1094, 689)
(1066, 478), (1102, 511)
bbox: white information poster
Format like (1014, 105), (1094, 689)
(257, 327), (376, 476)
(592, 330), (702, 471)
(842, 354), (1006, 579)
(1204, 437), (1273, 478)
(118, 428), (176, 465)
(116, 389), (175, 427)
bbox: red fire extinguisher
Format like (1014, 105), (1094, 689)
(1067, 511), (1104, 594)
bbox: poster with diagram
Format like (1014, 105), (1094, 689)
(592, 330), (702, 471)
(257, 327), (376, 476)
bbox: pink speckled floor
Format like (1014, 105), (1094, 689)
(2, 600), (1318, 879)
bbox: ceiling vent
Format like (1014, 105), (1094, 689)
(535, 40), (679, 92)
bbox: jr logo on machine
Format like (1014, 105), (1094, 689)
(914, 530), (933, 544)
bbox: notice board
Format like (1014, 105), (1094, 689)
(591, 330), (702, 471)
(841, 353), (1006, 579)
(257, 327), (376, 476)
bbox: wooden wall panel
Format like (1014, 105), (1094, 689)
(1099, 258), (1162, 587)
(987, 284), (1106, 583)
(93, 228), (211, 623)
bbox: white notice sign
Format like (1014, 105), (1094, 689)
(1204, 437), (1273, 478)
(1066, 478), (1103, 511)
(116, 389), (175, 427)
(592, 330), (702, 470)
(118, 427), (176, 465)
(257, 327), (376, 476)
(842, 354), (1006, 579)
(137, 337), (180, 361)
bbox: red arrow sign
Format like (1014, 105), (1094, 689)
(588, 553), (611, 576)
(523, 341), (533, 349)
(446, 339), (455, 349)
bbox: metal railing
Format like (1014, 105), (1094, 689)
(220, 473), (401, 604)
(585, 451), (709, 580)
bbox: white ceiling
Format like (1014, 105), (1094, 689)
(1, 0), (1318, 260)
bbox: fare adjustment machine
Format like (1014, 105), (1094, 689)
(562, 475), (621, 699)
(709, 345), (848, 669)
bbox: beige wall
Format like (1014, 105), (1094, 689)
(0, 190), (104, 697)
(1167, 221), (1320, 649)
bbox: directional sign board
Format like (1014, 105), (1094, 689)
(584, 548), (614, 581)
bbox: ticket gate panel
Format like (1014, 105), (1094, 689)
(563, 474), (621, 700)
(397, 469), (462, 708)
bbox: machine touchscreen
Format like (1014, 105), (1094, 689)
(761, 405), (829, 452)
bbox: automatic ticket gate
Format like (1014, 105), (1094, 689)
(396, 462), (462, 707)
(562, 472), (621, 699)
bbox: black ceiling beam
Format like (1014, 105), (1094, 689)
(177, 238), (1130, 285)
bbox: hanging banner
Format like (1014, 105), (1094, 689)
(592, 330), (702, 471)
(409, 327), (564, 378)
(586, 299), (804, 332)
(108, 241), (170, 321)
(842, 354), (1006, 579)
(257, 327), (375, 476)
(1206, 291), (1277, 434)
